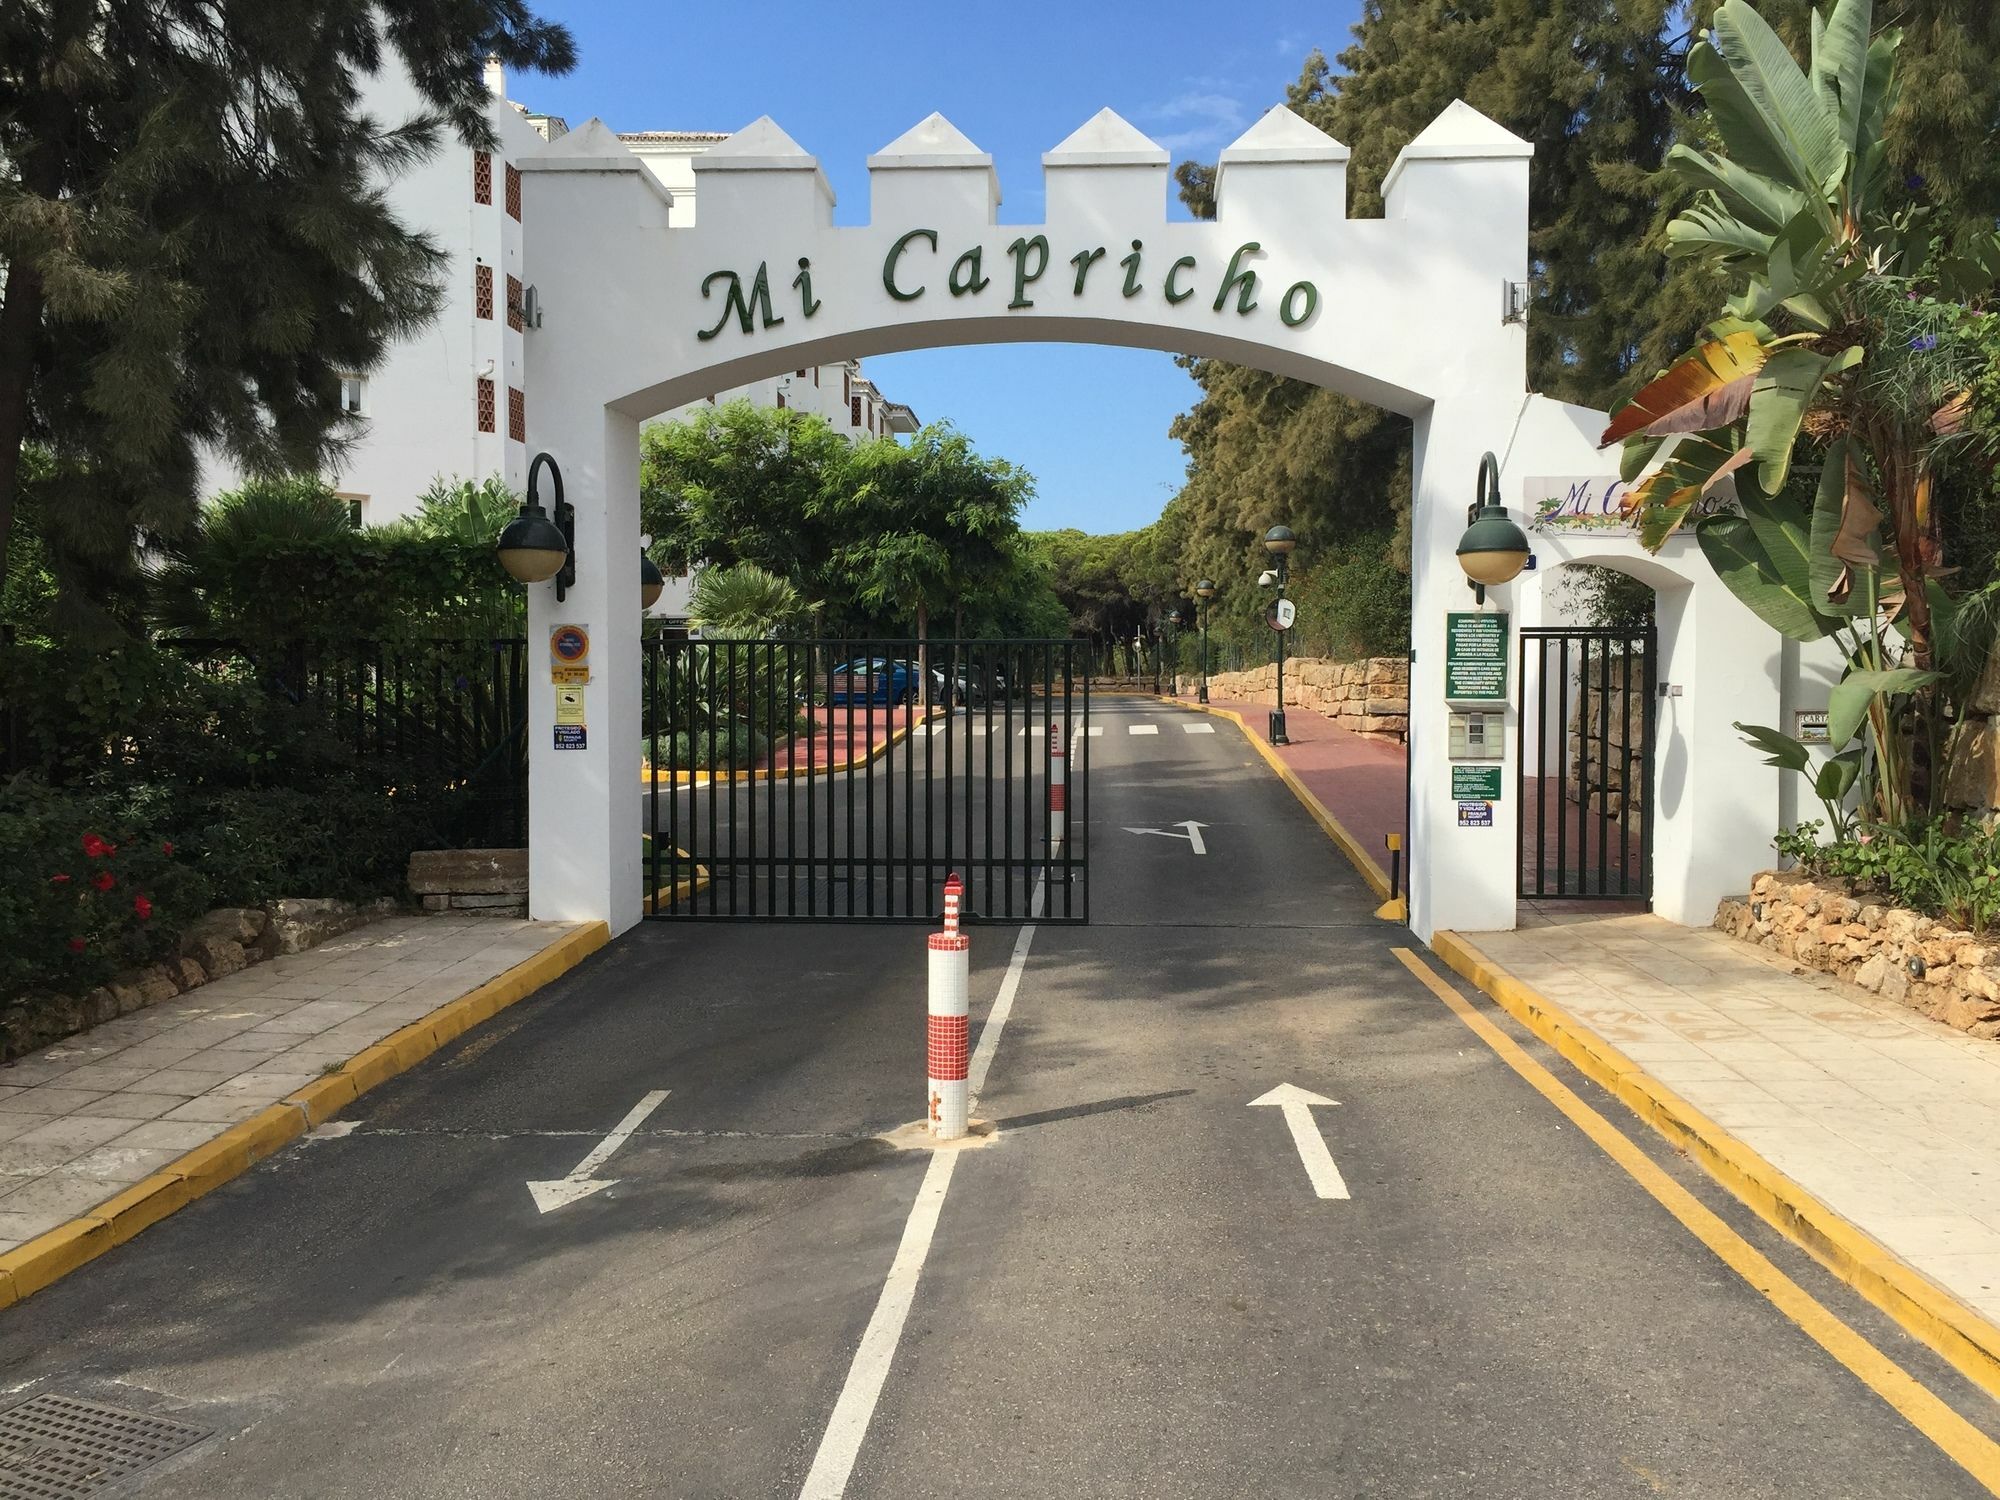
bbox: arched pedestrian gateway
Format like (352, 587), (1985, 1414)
(517, 101), (1786, 939)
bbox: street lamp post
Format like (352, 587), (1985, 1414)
(1165, 609), (1181, 696)
(1263, 526), (1296, 745)
(1193, 581), (1215, 703)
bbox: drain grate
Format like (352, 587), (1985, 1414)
(0, 1394), (212, 1499)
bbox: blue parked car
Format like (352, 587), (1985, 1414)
(828, 658), (916, 706)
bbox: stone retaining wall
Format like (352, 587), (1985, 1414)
(408, 849), (529, 917)
(1715, 871), (2000, 1038)
(1, 897), (396, 1062)
(1195, 657), (1410, 743)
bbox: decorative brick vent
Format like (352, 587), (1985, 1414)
(1717, 872), (2000, 1039)
(477, 377), (496, 433)
(409, 848), (528, 917)
(506, 273), (524, 332)
(505, 162), (521, 220)
(475, 263), (494, 320)
(473, 151), (492, 205)
(508, 385), (526, 442)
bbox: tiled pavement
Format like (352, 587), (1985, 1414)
(0, 915), (581, 1252)
(1473, 910), (2000, 1328)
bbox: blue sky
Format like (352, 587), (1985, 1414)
(520, 0), (1365, 534)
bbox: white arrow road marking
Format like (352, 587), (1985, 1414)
(1249, 1083), (1349, 1200)
(1121, 819), (1208, 855)
(527, 1089), (669, 1213)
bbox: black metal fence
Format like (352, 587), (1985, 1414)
(644, 638), (1088, 922)
(178, 637), (531, 847)
(1517, 627), (1655, 902)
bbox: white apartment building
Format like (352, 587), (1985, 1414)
(202, 62), (921, 605)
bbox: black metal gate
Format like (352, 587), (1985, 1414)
(1517, 627), (1655, 902)
(643, 638), (1088, 922)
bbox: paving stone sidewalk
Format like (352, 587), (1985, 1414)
(1474, 910), (2000, 1328)
(0, 914), (580, 1252)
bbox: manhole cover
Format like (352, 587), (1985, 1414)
(0, 1395), (211, 1499)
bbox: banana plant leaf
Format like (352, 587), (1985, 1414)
(1705, 1), (1846, 207)
(1735, 720), (1812, 772)
(1600, 329), (1767, 446)
(1805, 436), (1882, 610)
(1695, 497), (1846, 643)
(1747, 345), (1861, 494)
(1809, 0), (1873, 157)
(1664, 143), (1809, 236)
(1815, 749), (1865, 804)
(1623, 431), (1753, 548)
(1828, 666), (1938, 748)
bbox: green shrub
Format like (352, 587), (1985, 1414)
(1776, 817), (2000, 934)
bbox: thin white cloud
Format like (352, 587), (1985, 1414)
(1144, 89), (1249, 153)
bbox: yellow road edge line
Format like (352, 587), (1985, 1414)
(1431, 926), (2000, 1413)
(1393, 944), (2000, 1493)
(1151, 692), (1392, 900)
(0, 919), (611, 1315)
(642, 706), (944, 787)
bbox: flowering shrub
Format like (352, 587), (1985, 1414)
(0, 786), (211, 997)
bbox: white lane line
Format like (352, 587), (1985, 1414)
(1128, 724), (1159, 736)
(1182, 722), (1214, 734)
(797, 862), (1052, 1500)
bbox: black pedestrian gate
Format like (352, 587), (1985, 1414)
(1517, 627), (1655, 902)
(643, 638), (1089, 922)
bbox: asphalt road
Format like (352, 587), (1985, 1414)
(0, 695), (1994, 1497)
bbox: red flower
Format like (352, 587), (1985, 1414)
(92, 870), (115, 892)
(49, 873), (71, 886)
(160, 841), (174, 856)
(67, 937), (85, 953)
(80, 833), (114, 859)
(133, 895), (153, 921)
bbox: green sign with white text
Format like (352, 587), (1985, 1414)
(1445, 612), (1509, 702)
(1451, 764), (1504, 801)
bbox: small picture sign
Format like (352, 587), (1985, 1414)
(554, 725), (587, 750)
(550, 624), (591, 685)
(1795, 709), (1830, 746)
(555, 686), (587, 726)
(1457, 801), (1494, 827)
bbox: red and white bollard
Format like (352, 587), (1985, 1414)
(927, 873), (970, 1140)
(1049, 739), (1067, 847)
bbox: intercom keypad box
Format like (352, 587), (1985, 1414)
(1448, 710), (1503, 761)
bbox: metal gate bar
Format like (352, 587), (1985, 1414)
(1517, 626), (1655, 902)
(643, 638), (1088, 923)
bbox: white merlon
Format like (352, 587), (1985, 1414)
(1218, 105), (1350, 166)
(1381, 100), (1533, 202)
(1042, 108), (1170, 167)
(694, 116), (836, 220)
(869, 114), (1000, 223)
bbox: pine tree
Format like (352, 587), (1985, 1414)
(0, 1), (574, 635)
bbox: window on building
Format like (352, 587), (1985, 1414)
(508, 385), (526, 442)
(776, 391), (786, 410)
(506, 273), (524, 333)
(474, 152), (493, 205)
(477, 377), (496, 433)
(796, 369), (806, 378)
(505, 163), (522, 220)
(336, 493), (367, 529)
(813, 368), (820, 387)
(475, 263), (494, 320)
(850, 395), (861, 426)
(338, 373), (366, 415)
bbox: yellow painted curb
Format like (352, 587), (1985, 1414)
(643, 707), (943, 787)
(1157, 694), (1394, 902)
(1432, 926), (2000, 1408)
(0, 919), (610, 1315)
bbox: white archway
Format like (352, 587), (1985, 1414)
(517, 100), (1577, 939)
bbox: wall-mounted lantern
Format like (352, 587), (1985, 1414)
(497, 451), (574, 600)
(1456, 451), (1530, 605)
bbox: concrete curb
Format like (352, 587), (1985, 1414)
(0, 920), (611, 1312)
(1152, 693), (1393, 901)
(644, 707), (943, 787)
(1431, 926), (2000, 1407)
